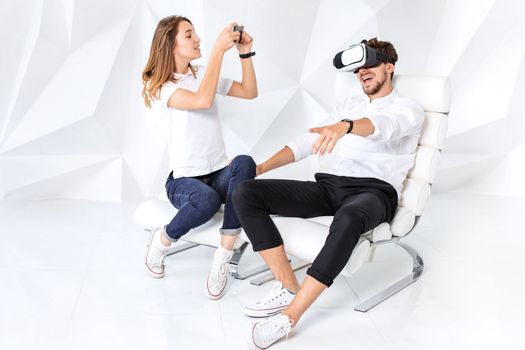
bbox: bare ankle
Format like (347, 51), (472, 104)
(282, 310), (298, 328)
(160, 233), (171, 247)
(281, 281), (300, 294)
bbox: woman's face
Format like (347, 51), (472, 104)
(173, 20), (201, 61)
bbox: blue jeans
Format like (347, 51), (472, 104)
(164, 155), (256, 241)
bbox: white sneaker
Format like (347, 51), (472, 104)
(145, 228), (169, 278)
(205, 247), (233, 300)
(244, 281), (295, 318)
(249, 314), (293, 349)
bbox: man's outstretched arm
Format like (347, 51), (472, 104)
(309, 118), (375, 155)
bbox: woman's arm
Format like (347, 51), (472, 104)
(167, 24), (239, 110)
(227, 30), (258, 99)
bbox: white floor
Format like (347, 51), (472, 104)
(1, 193), (524, 350)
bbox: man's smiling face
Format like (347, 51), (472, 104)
(356, 63), (391, 96)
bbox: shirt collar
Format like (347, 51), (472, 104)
(369, 89), (397, 105)
(173, 69), (194, 82)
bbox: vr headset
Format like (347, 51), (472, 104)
(333, 40), (392, 73)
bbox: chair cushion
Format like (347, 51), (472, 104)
(271, 217), (330, 263)
(408, 146), (441, 183)
(393, 76), (451, 113)
(369, 222), (392, 242)
(340, 237), (371, 276)
(390, 207), (416, 237)
(399, 178), (430, 215)
(420, 112), (448, 150)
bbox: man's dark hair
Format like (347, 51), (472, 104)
(363, 37), (398, 79)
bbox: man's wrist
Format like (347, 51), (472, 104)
(340, 119), (353, 134)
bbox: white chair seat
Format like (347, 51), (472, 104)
(134, 199), (383, 274)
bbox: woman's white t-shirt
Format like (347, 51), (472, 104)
(154, 65), (233, 179)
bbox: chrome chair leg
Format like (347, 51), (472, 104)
(249, 258), (311, 286)
(230, 242), (273, 280)
(354, 240), (424, 312)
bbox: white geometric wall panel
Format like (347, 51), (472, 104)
(1, 0), (525, 202)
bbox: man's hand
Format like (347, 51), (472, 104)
(309, 121), (349, 155)
(255, 164), (263, 177)
(253, 147), (295, 177)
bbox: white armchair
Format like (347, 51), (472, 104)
(134, 73), (450, 312)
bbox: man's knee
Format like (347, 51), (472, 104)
(233, 179), (253, 202)
(330, 209), (367, 243)
(233, 180), (260, 211)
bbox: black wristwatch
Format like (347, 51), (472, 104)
(239, 52), (256, 59)
(341, 119), (354, 134)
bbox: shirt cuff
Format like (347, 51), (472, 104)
(365, 115), (381, 139)
(285, 142), (301, 162)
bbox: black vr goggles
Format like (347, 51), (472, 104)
(333, 40), (392, 73)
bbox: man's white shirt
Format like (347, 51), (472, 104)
(286, 90), (425, 197)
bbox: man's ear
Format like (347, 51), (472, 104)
(386, 63), (395, 75)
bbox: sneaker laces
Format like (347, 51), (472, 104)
(256, 315), (293, 343)
(147, 245), (166, 268)
(209, 253), (231, 284)
(258, 281), (286, 305)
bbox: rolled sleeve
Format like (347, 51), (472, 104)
(286, 132), (318, 162)
(366, 102), (424, 141)
(285, 114), (342, 162)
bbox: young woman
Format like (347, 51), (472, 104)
(142, 15), (257, 300)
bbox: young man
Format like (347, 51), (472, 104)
(233, 38), (425, 349)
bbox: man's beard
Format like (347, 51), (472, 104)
(362, 75), (386, 96)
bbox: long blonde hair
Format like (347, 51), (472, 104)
(142, 15), (195, 108)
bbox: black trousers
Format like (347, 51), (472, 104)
(233, 173), (398, 287)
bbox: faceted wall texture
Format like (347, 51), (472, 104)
(1, 0), (524, 201)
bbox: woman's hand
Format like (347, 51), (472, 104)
(235, 30), (253, 54)
(213, 23), (240, 54)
